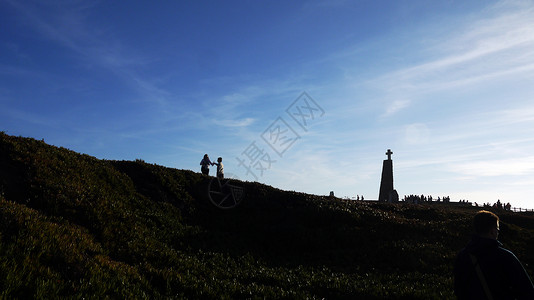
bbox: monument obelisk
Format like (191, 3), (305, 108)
(378, 149), (394, 202)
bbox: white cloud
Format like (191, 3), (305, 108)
(382, 99), (411, 117)
(497, 106), (534, 125)
(403, 123), (430, 145)
(363, 1), (534, 118)
(450, 156), (534, 177)
(213, 118), (255, 128)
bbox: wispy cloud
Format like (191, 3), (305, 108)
(450, 156), (534, 177)
(382, 99), (411, 117)
(257, 1), (534, 203)
(213, 118), (255, 128)
(6, 1), (99, 60)
(365, 1), (534, 116)
(496, 106), (534, 125)
(5, 0), (165, 105)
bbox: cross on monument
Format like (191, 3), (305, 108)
(386, 149), (393, 160)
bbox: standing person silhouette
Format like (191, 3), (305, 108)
(454, 210), (534, 299)
(200, 154), (213, 176)
(212, 157), (224, 180)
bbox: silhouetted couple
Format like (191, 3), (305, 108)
(200, 154), (224, 179)
(454, 210), (534, 299)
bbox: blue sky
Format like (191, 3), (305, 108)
(2, 0), (534, 209)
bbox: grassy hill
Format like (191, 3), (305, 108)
(1, 132), (533, 299)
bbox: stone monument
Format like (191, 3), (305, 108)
(378, 149), (396, 202)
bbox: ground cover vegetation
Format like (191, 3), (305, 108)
(1, 132), (533, 299)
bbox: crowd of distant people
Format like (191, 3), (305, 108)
(402, 195), (515, 211)
(403, 194), (451, 204)
(473, 199), (512, 211)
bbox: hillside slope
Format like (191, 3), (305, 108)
(1, 132), (533, 299)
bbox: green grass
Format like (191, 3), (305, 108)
(1, 132), (533, 299)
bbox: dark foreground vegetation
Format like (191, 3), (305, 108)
(1, 132), (534, 299)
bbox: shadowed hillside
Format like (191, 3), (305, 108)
(1, 132), (533, 299)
